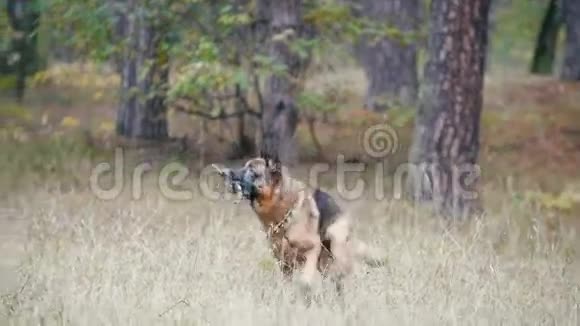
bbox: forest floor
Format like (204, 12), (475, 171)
(1, 66), (580, 324)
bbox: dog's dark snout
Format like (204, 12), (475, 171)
(229, 169), (243, 182)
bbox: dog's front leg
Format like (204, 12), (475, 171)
(287, 229), (322, 288)
(286, 195), (322, 289)
(276, 237), (295, 279)
(298, 237), (322, 289)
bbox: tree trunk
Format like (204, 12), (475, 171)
(116, 1), (169, 140)
(7, 0), (40, 102)
(225, 0), (260, 159)
(356, 0), (420, 111)
(408, 0), (491, 219)
(531, 0), (562, 75)
(261, 0), (306, 165)
(111, 0), (127, 75)
(228, 83), (255, 159)
(561, 0), (580, 80)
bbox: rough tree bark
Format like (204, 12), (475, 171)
(116, 0), (169, 140)
(561, 0), (580, 80)
(531, 0), (562, 75)
(356, 0), (420, 111)
(408, 0), (491, 218)
(261, 0), (307, 164)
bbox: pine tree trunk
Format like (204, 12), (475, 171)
(116, 1), (169, 140)
(356, 0), (420, 111)
(561, 0), (580, 80)
(261, 0), (306, 164)
(408, 0), (491, 219)
(531, 0), (562, 75)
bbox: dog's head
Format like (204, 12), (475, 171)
(214, 153), (283, 201)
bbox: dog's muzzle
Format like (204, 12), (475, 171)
(228, 169), (257, 199)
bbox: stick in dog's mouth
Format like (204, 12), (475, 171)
(212, 164), (243, 204)
(211, 164), (226, 176)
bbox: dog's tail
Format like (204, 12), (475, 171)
(352, 239), (387, 267)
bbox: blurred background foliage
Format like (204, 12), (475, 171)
(0, 0), (579, 206)
(0, 0), (557, 91)
(0, 0), (560, 101)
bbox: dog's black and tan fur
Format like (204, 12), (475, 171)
(214, 154), (383, 290)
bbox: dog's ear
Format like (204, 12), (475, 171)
(268, 155), (283, 187)
(260, 150), (271, 167)
(272, 154), (281, 171)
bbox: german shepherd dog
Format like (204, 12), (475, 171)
(213, 154), (384, 291)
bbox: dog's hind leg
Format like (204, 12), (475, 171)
(325, 217), (354, 288)
(299, 239), (322, 290)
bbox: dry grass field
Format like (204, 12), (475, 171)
(0, 178), (579, 325)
